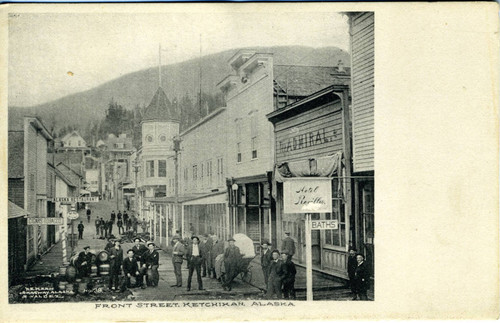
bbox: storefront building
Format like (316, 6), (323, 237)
(267, 83), (353, 279)
(348, 12), (375, 275)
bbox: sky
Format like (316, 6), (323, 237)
(8, 11), (349, 107)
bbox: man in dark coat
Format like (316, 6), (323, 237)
(95, 217), (100, 236)
(281, 251), (297, 299)
(347, 248), (358, 295)
(100, 217), (105, 238)
(353, 253), (370, 300)
(77, 221), (84, 239)
(204, 233), (214, 277)
(266, 250), (284, 299)
(281, 231), (296, 261)
(123, 211), (129, 227)
(170, 236), (185, 287)
(86, 208), (91, 223)
(121, 249), (145, 290)
(260, 240), (273, 288)
(143, 242), (160, 287)
(222, 238), (242, 291)
(76, 246), (93, 278)
(210, 235), (224, 279)
(117, 211), (122, 221)
(108, 240), (123, 291)
(103, 219), (109, 238)
(110, 210), (116, 223)
(199, 234), (210, 277)
(132, 238), (148, 287)
(186, 236), (204, 291)
(117, 218), (124, 234)
(108, 219), (114, 236)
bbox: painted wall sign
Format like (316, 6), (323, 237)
(283, 178), (332, 214)
(277, 127), (338, 155)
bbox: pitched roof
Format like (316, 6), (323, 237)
(9, 200), (29, 218)
(54, 166), (76, 187)
(56, 162), (83, 178)
(8, 131), (24, 178)
(142, 87), (180, 122)
(273, 65), (351, 97)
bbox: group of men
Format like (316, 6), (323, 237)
(259, 231), (297, 299)
(170, 233), (226, 292)
(74, 238), (161, 292)
(93, 210), (140, 239)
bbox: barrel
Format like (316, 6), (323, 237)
(99, 263), (110, 276)
(66, 265), (77, 282)
(66, 283), (75, 295)
(98, 251), (109, 263)
(58, 281), (67, 291)
(78, 281), (88, 294)
(90, 265), (98, 277)
(59, 266), (67, 276)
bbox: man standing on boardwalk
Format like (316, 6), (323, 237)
(266, 250), (284, 299)
(109, 240), (123, 291)
(281, 251), (297, 299)
(77, 221), (84, 239)
(281, 231), (296, 261)
(171, 235), (185, 287)
(222, 238), (241, 291)
(186, 236), (204, 291)
(260, 240), (273, 288)
(86, 207), (91, 223)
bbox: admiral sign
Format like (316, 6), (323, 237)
(283, 178), (332, 214)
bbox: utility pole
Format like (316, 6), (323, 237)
(132, 159), (140, 218)
(173, 136), (182, 237)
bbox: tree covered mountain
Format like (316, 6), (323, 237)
(9, 45), (350, 145)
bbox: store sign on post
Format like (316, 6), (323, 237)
(283, 178), (332, 214)
(283, 177), (332, 302)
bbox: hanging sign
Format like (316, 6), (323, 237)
(67, 211), (79, 220)
(311, 219), (338, 230)
(54, 197), (99, 203)
(28, 217), (64, 225)
(283, 178), (332, 214)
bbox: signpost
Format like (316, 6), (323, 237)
(67, 208), (79, 256)
(283, 177), (332, 301)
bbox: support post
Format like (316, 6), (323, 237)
(305, 213), (313, 301)
(70, 219), (75, 257)
(62, 210), (68, 265)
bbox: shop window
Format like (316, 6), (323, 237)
(146, 161), (155, 178)
(247, 183), (259, 205)
(193, 165), (198, 181)
(207, 160), (212, 186)
(324, 179), (346, 249)
(158, 160), (167, 177)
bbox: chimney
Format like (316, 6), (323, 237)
(337, 59), (345, 73)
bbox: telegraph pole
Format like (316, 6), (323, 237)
(132, 157), (140, 218)
(173, 136), (182, 236)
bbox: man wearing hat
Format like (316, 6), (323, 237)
(109, 240), (124, 291)
(222, 237), (241, 291)
(76, 246), (93, 278)
(260, 240), (273, 288)
(170, 236), (185, 287)
(132, 238), (148, 288)
(266, 249), (284, 299)
(281, 251), (297, 299)
(281, 231), (296, 262)
(186, 236), (204, 291)
(143, 242), (160, 287)
(199, 234), (211, 277)
(122, 249), (145, 290)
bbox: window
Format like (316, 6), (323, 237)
(250, 113), (258, 159)
(324, 179), (346, 248)
(159, 135), (166, 142)
(237, 143), (242, 163)
(29, 173), (35, 191)
(78, 140), (81, 146)
(193, 165), (197, 181)
(158, 160), (167, 177)
(201, 163), (204, 182)
(146, 135), (153, 143)
(207, 160), (212, 185)
(146, 160), (155, 178)
(251, 137), (257, 159)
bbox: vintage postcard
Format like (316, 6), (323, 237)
(0, 2), (498, 321)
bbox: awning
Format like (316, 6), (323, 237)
(122, 183), (136, 190)
(272, 152), (344, 200)
(9, 201), (29, 219)
(147, 191), (227, 205)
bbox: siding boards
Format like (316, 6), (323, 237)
(351, 12), (374, 173)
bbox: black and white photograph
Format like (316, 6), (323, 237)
(7, 8), (374, 304)
(3, 2), (499, 321)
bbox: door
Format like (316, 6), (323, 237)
(362, 183), (374, 276)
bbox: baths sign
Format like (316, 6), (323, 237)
(283, 178), (332, 214)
